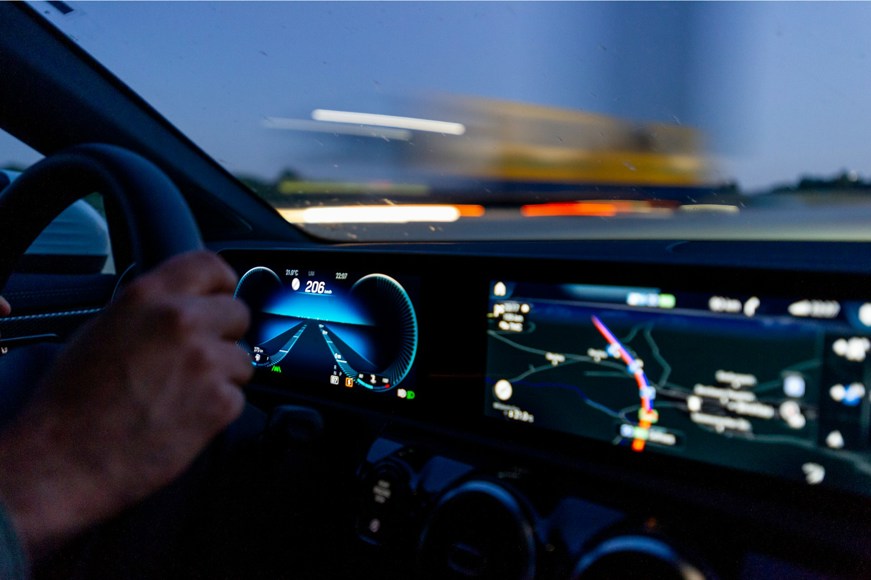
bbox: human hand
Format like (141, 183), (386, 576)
(0, 251), (252, 555)
(0, 295), (10, 317)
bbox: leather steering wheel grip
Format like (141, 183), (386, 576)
(0, 143), (203, 292)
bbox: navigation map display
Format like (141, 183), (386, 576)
(486, 280), (871, 495)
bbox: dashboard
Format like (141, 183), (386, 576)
(221, 243), (871, 579)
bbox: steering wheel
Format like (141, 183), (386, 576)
(0, 144), (253, 576)
(0, 143), (202, 290)
(0, 142), (203, 425)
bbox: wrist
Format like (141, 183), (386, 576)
(0, 408), (108, 557)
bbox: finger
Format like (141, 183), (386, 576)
(181, 376), (246, 440)
(203, 343), (251, 404)
(0, 296), (10, 317)
(145, 251), (239, 296)
(182, 294), (251, 340)
(211, 379), (247, 426)
(215, 341), (256, 386)
(173, 343), (250, 428)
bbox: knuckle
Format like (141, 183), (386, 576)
(198, 252), (237, 285)
(236, 356), (255, 383)
(240, 360), (255, 382)
(157, 301), (198, 337)
(120, 277), (156, 306)
(208, 384), (245, 424)
(226, 344), (254, 382)
(232, 297), (251, 319)
(228, 299), (251, 330)
(186, 342), (213, 372)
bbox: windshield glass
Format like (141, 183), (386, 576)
(29, 1), (871, 241)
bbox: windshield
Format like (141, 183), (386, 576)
(21, 1), (871, 241)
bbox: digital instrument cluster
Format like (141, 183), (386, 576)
(486, 280), (871, 497)
(232, 262), (419, 398)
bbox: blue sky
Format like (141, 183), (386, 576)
(4, 1), (871, 191)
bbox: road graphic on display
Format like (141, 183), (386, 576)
(250, 322), (309, 367)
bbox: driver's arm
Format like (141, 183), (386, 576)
(0, 251), (252, 561)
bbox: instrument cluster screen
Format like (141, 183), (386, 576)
(233, 264), (418, 399)
(486, 280), (871, 496)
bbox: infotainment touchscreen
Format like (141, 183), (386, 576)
(486, 280), (871, 495)
(232, 263), (418, 398)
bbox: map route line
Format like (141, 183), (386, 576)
(603, 321), (669, 389)
(591, 315), (658, 451)
(616, 400), (685, 422)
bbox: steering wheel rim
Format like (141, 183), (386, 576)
(0, 143), (203, 293)
(0, 145), (259, 575)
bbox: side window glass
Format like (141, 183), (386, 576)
(0, 131), (113, 275)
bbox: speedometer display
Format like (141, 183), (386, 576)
(234, 265), (418, 394)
